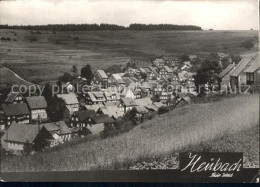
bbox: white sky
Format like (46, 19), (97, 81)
(0, 0), (258, 30)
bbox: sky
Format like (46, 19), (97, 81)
(0, 0), (258, 30)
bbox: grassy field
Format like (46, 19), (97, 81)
(1, 94), (258, 172)
(0, 29), (258, 85)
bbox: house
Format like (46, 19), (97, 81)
(181, 61), (192, 70)
(2, 123), (53, 152)
(1, 103), (30, 128)
(134, 106), (149, 122)
(5, 91), (25, 104)
(70, 110), (96, 131)
(57, 93), (79, 115)
(174, 97), (191, 108)
(85, 92), (106, 105)
(86, 114), (115, 131)
(62, 82), (75, 93)
(134, 98), (153, 107)
(153, 58), (165, 68)
(244, 57), (260, 91)
(230, 58), (255, 90)
(119, 98), (137, 113)
(119, 86), (135, 99)
(110, 73), (126, 86)
(188, 55), (197, 62)
(26, 96), (48, 123)
(85, 103), (104, 112)
(93, 70), (109, 88)
(97, 105), (124, 119)
(41, 121), (72, 146)
(138, 86), (149, 98)
(219, 63), (236, 89)
(159, 66), (173, 79)
(147, 66), (159, 80)
(103, 90), (120, 102)
(122, 77), (135, 86)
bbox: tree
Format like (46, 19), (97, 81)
(59, 72), (75, 83)
(72, 65), (78, 76)
(241, 40), (254, 49)
(140, 72), (147, 80)
(122, 108), (138, 125)
(23, 140), (32, 155)
(158, 106), (169, 114)
(194, 60), (221, 94)
(81, 64), (93, 84)
(47, 97), (66, 122)
(231, 55), (242, 64)
(181, 54), (190, 62)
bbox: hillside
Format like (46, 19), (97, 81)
(0, 29), (258, 85)
(1, 94), (258, 172)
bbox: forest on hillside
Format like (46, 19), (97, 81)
(0, 23), (202, 31)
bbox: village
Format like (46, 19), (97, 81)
(0, 52), (259, 156)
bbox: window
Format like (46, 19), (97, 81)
(246, 73), (254, 84)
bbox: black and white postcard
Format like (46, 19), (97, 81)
(0, 0), (259, 183)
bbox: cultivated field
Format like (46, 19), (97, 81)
(1, 94), (258, 172)
(0, 29), (258, 85)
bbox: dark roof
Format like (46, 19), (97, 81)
(230, 58), (253, 77)
(2, 103), (30, 116)
(5, 92), (23, 103)
(219, 64), (236, 78)
(4, 123), (43, 143)
(92, 115), (115, 124)
(244, 57), (259, 73)
(120, 97), (137, 107)
(56, 121), (72, 135)
(97, 70), (108, 79)
(74, 110), (96, 121)
(26, 96), (47, 109)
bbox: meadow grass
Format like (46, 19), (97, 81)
(0, 29), (258, 85)
(1, 94), (259, 171)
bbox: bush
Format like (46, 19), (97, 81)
(158, 106), (170, 114)
(241, 40), (254, 49)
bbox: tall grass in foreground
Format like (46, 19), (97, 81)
(1, 94), (259, 171)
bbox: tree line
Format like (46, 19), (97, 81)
(0, 23), (202, 31)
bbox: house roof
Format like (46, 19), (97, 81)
(145, 105), (158, 111)
(56, 121), (72, 135)
(87, 123), (105, 134)
(87, 92), (106, 102)
(153, 102), (165, 108)
(139, 86), (148, 93)
(99, 106), (124, 118)
(4, 123), (43, 143)
(2, 103), (30, 116)
(134, 98), (153, 106)
(120, 97), (137, 107)
(5, 92), (23, 103)
(135, 106), (149, 114)
(41, 121), (71, 135)
(26, 96), (47, 109)
(103, 91), (120, 101)
(230, 58), (254, 77)
(244, 58), (259, 73)
(104, 101), (120, 107)
(219, 64), (236, 78)
(139, 68), (147, 74)
(85, 104), (104, 112)
(183, 61), (191, 66)
(41, 122), (60, 132)
(57, 93), (79, 105)
(96, 70), (108, 79)
(148, 66), (159, 77)
(163, 66), (173, 73)
(92, 114), (115, 124)
(123, 77), (135, 85)
(74, 110), (96, 121)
